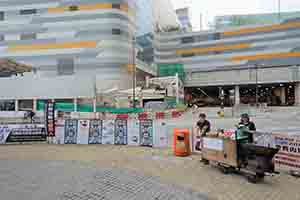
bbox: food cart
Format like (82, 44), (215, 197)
(202, 126), (280, 183)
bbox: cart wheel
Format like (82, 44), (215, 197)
(256, 173), (265, 179)
(220, 166), (230, 174)
(247, 174), (259, 184)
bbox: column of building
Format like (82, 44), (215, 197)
(280, 87), (286, 105)
(235, 85), (240, 106)
(295, 83), (300, 106)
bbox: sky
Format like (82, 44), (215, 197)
(171, 0), (300, 30)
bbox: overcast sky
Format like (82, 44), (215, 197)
(171, 0), (300, 30)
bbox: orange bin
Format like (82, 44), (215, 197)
(173, 128), (191, 157)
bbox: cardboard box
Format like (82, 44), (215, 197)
(202, 136), (238, 167)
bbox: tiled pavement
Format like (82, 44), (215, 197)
(0, 160), (208, 200)
(0, 145), (299, 200)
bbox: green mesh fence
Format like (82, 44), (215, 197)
(37, 101), (144, 113)
(158, 63), (185, 80)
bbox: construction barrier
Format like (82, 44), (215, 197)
(2, 110), (299, 174)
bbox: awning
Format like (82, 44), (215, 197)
(0, 59), (32, 76)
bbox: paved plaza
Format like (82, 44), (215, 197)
(0, 145), (299, 200)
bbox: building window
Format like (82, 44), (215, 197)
(112, 29), (121, 35)
(181, 36), (195, 44)
(214, 33), (221, 40)
(20, 9), (37, 15)
(69, 5), (79, 11)
(182, 53), (195, 58)
(112, 4), (121, 9)
(0, 35), (4, 41)
(0, 12), (4, 21)
(57, 58), (74, 76)
(20, 33), (36, 40)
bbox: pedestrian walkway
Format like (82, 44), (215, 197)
(0, 145), (299, 200)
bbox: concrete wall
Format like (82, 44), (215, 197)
(0, 75), (95, 99)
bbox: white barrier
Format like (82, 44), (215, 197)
(102, 120), (115, 145)
(127, 120), (140, 146)
(77, 120), (90, 144)
(153, 120), (168, 148)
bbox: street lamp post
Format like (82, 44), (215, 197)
(132, 37), (136, 108)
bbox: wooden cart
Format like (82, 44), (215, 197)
(201, 136), (243, 169)
(201, 134), (279, 183)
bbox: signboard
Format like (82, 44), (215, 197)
(5, 124), (46, 143)
(114, 119), (128, 145)
(45, 101), (55, 137)
(88, 120), (102, 144)
(77, 120), (90, 144)
(102, 120), (115, 145)
(64, 119), (78, 144)
(140, 120), (153, 147)
(128, 120), (140, 146)
(273, 134), (300, 171)
(203, 137), (224, 151)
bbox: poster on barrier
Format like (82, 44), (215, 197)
(6, 124), (46, 143)
(55, 119), (65, 144)
(153, 120), (168, 148)
(102, 120), (115, 145)
(140, 120), (153, 147)
(128, 120), (140, 146)
(88, 120), (102, 144)
(64, 119), (78, 144)
(0, 125), (12, 144)
(114, 119), (128, 145)
(273, 134), (300, 171)
(77, 120), (90, 144)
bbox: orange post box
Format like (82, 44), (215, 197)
(173, 128), (191, 157)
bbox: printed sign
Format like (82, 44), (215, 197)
(0, 125), (12, 144)
(88, 120), (102, 144)
(5, 124), (46, 143)
(102, 120), (115, 145)
(128, 120), (140, 146)
(273, 134), (300, 170)
(203, 137), (224, 151)
(45, 101), (56, 137)
(140, 120), (153, 147)
(114, 119), (128, 145)
(64, 119), (78, 144)
(77, 120), (90, 144)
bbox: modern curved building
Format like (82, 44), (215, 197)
(0, 0), (138, 88)
(155, 19), (300, 106)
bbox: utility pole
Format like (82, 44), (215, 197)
(132, 37), (136, 108)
